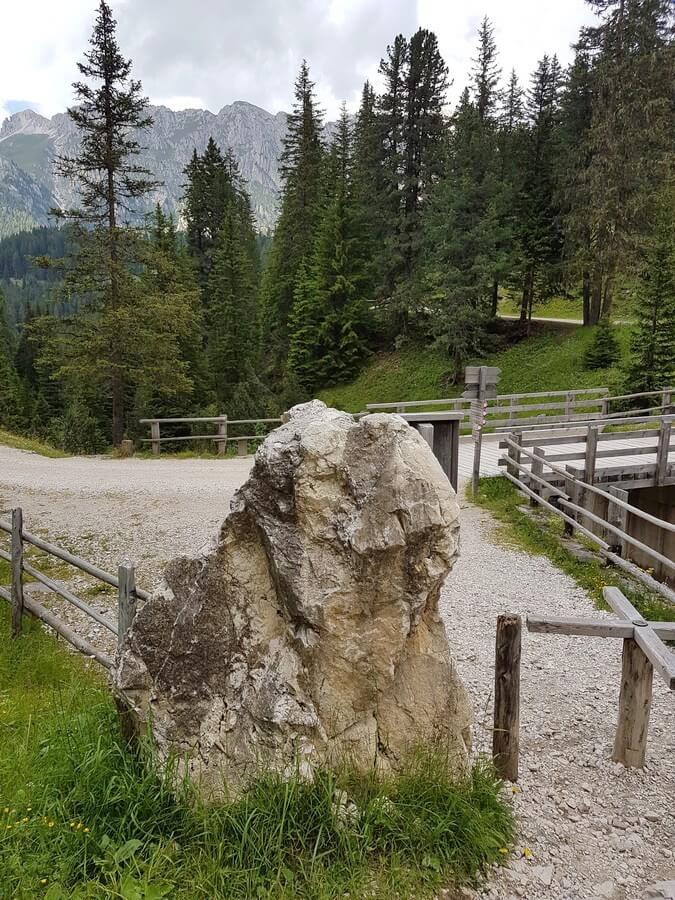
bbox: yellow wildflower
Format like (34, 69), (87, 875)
(511, 785), (520, 794)
(83, 827), (90, 833)
(21, 817), (29, 823)
(498, 847), (509, 854)
(47, 821), (55, 828)
(522, 847), (533, 859)
(40, 879), (48, 885)
(3, 808), (8, 814)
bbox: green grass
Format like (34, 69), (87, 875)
(472, 477), (673, 623)
(319, 323), (631, 414)
(0, 430), (69, 459)
(0, 607), (513, 899)
(497, 287), (635, 321)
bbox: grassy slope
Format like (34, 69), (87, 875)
(0, 606), (513, 898)
(319, 323), (631, 413)
(0, 430), (68, 458)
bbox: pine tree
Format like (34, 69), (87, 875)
(583, 316), (620, 368)
(575, 0), (674, 319)
(50, 0), (159, 444)
(206, 198), (259, 404)
(378, 30), (449, 332)
(0, 287), (23, 431)
(263, 61), (325, 370)
(473, 16), (501, 124)
(287, 257), (324, 391)
(517, 55), (564, 325)
(624, 182), (675, 391)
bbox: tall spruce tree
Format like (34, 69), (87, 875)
(51, 0), (159, 444)
(378, 30), (449, 333)
(624, 182), (675, 392)
(517, 55), (564, 324)
(262, 61), (325, 372)
(574, 0), (674, 320)
(0, 287), (23, 431)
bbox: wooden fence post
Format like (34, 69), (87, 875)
(613, 635), (653, 768)
(607, 485), (629, 556)
(584, 426), (598, 484)
(117, 560), (137, 650)
(11, 508), (24, 638)
(150, 421), (161, 456)
(601, 397), (610, 417)
(565, 391), (573, 418)
(529, 446), (544, 506)
(655, 419), (671, 486)
(237, 438), (248, 457)
(493, 614), (521, 782)
(662, 389), (672, 416)
(417, 423), (434, 449)
(506, 432), (523, 478)
(217, 416), (228, 456)
(563, 466), (580, 536)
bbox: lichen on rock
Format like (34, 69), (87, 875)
(115, 400), (472, 796)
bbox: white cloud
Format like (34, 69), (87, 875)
(1, 0), (599, 127)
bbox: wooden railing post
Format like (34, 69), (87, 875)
(117, 560), (137, 651)
(584, 426), (598, 484)
(493, 614), (521, 782)
(529, 446), (544, 506)
(563, 466), (580, 536)
(506, 432), (523, 478)
(613, 635), (653, 768)
(11, 508), (24, 638)
(565, 391), (573, 418)
(217, 416), (228, 456)
(607, 485), (629, 556)
(150, 421), (161, 456)
(601, 397), (610, 417)
(662, 389), (672, 416)
(655, 419), (671, 486)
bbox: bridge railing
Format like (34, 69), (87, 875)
(496, 429), (675, 601)
(0, 509), (149, 668)
(366, 386), (673, 434)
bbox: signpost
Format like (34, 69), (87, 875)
(465, 365), (501, 496)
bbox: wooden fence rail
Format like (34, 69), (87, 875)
(139, 416), (282, 456)
(0, 510), (147, 669)
(493, 588), (675, 778)
(496, 433), (675, 603)
(366, 386), (674, 435)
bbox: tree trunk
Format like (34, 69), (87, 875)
(519, 271), (531, 323)
(589, 267), (603, 325)
(111, 368), (124, 447)
(491, 278), (499, 318)
(601, 267), (615, 319)
(582, 269), (591, 326)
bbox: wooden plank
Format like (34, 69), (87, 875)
(603, 587), (675, 690)
(216, 417), (227, 456)
(607, 486), (629, 556)
(11, 508), (23, 638)
(21, 560), (117, 633)
(527, 615), (675, 640)
(416, 423), (434, 449)
(529, 447), (544, 506)
(21, 594), (114, 670)
(601, 549), (675, 605)
(613, 638), (653, 767)
(492, 614), (521, 782)
(597, 429), (661, 441)
(140, 416), (229, 424)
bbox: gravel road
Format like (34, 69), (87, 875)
(1, 444), (673, 900)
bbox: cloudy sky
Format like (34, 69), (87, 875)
(1, 0), (597, 125)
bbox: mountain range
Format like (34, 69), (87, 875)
(0, 101), (291, 238)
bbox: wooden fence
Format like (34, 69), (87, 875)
(497, 429), (675, 602)
(139, 416), (282, 456)
(0, 508), (147, 669)
(492, 589), (675, 780)
(366, 386), (673, 434)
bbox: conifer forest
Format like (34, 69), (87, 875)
(0, 0), (673, 450)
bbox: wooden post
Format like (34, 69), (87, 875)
(217, 416), (228, 456)
(150, 421), (160, 456)
(612, 635), (653, 768)
(472, 429), (483, 498)
(655, 419), (671, 486)
(601, 397), (610, 417)
(237, 438), (248, 457)
(565, 391), (573, 418)
(417, 423), (434, 449)
(563, 466), (580, 536)
(493, 614), (521, 782)
(11, 507), (24, 638)
(584, 426), (598, 484)
(506, 432), (523, 478)
(529, 446), (544, 506)
(607, 485), (629, 556)
(117, 560), (137, 650)
(662, 389), (672, 416)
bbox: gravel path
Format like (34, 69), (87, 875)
(1, 445), (674, 899)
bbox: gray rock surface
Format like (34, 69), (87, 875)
(115, 401), (472, 795)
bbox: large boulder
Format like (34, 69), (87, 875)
(115, 401), (472, 796)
